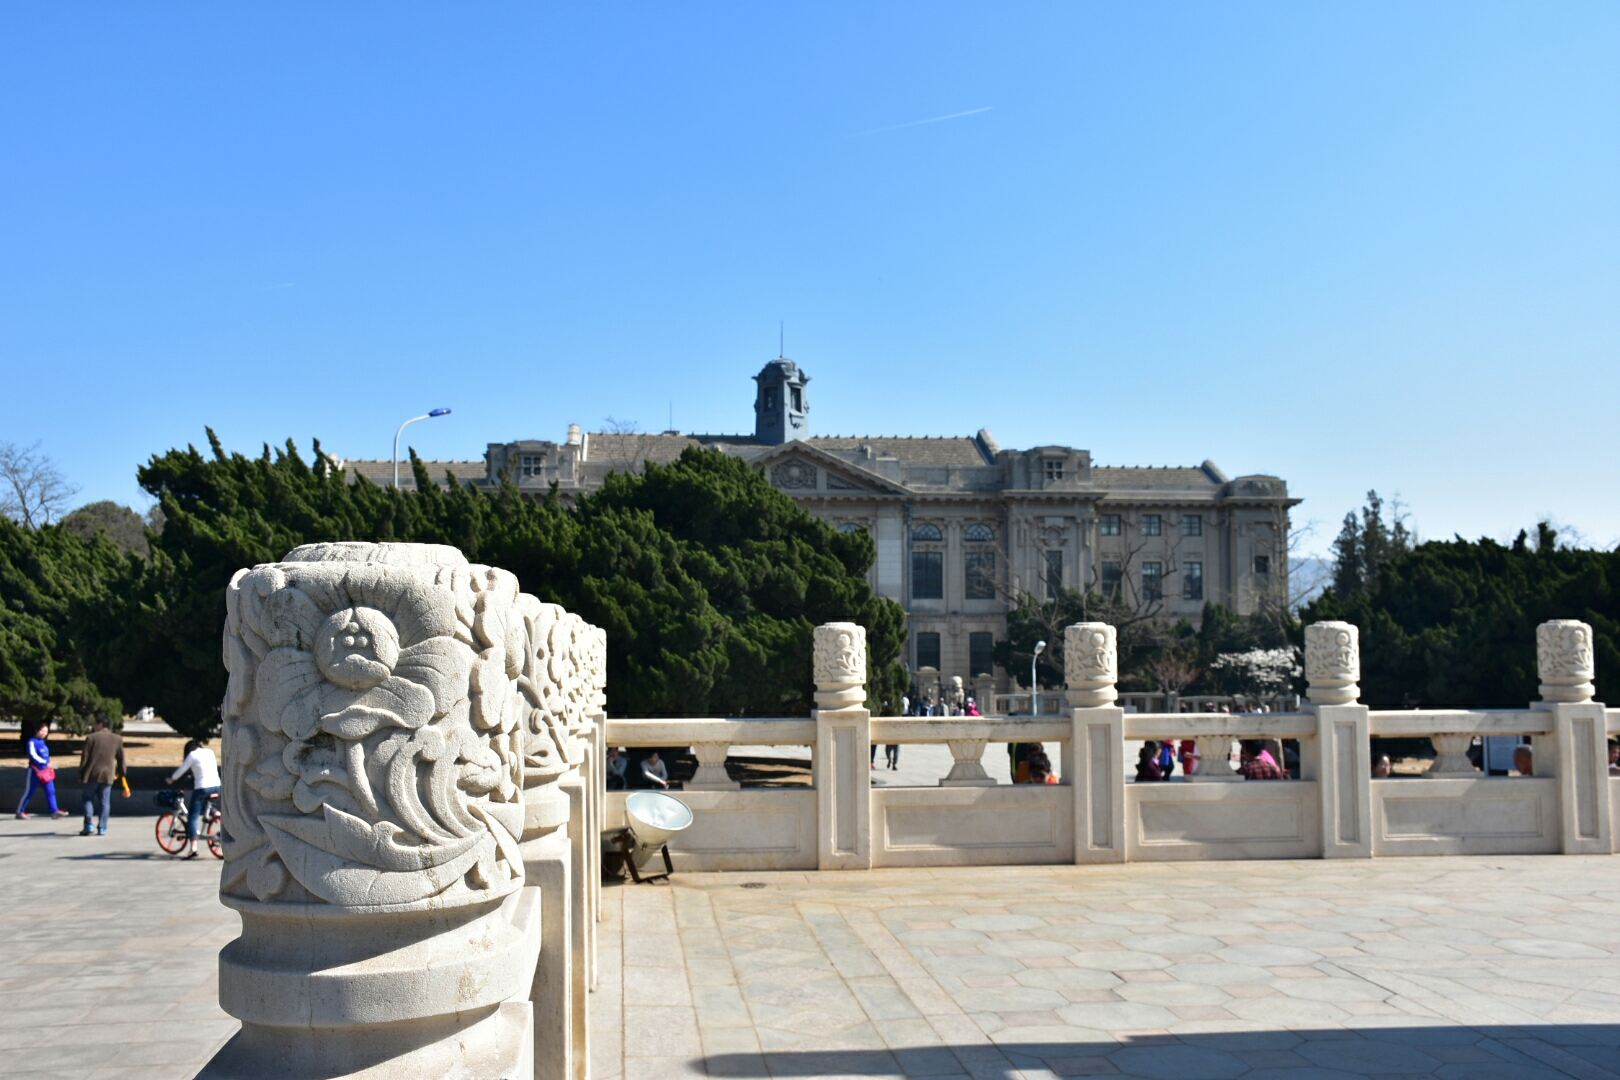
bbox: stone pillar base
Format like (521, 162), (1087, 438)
(200, 1000), (534, 1080)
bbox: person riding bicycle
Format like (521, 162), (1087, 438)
(167, 738), (221, 860)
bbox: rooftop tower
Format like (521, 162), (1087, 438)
(753, 359), (810, 444)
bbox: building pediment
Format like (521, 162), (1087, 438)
(751, 442), (908, 496)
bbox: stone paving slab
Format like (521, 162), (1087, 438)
(591, 856), (1620, 1079)
(0, 817), (240, 1080)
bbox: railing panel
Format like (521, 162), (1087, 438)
(1367, 709), (1552, 737)
(872, 785), (1074, 867)
(1126, 782), (1324, 862)
(1371, 777), (1560, 856)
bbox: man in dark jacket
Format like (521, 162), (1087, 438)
(79, 717), (125, 836)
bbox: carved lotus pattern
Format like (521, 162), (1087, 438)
(1304, 622), (1359, 683)
(1064, 623), (1117, 685)
(813, 623), (866, 686)
(221, 555), (528, 910)
(1537, 620), (1595, 680)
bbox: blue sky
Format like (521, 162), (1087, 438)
(2, 3), (1616, 554)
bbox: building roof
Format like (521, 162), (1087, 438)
(343, 459), (488, 491)
(1091, 466), (1220, 489)
(808, 436), (990, 466)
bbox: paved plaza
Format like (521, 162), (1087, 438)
(594, 857), (1620, 1079)
(8, 812), (1620, 1079)
(0, 814), (239, 1080)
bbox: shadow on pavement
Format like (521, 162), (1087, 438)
(702, 1024), (1620, 1078)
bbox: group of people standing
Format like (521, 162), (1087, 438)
(13, 719), (221, 857)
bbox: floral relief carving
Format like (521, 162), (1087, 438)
(1304, 622), (1359, 683)
(221, 547), (529, 910)
(514, 597), (597, 781)
(1064, 623), (1117, 686)
(1537, 619), (1595, 702)
(813, 623), (866, 688)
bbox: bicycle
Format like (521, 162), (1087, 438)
(154, 789), (223, 859)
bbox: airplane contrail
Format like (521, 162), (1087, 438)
(847, 106), (993, 139)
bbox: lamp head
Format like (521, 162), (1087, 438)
(1034, 640), (1047, 656)
(428, 408), (451, 417)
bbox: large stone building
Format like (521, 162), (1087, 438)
(349, 360), (1297, 689)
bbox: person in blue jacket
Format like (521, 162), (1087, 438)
(16, 722), (69, 819)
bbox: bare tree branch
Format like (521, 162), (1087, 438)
(0, 441), (78, 528)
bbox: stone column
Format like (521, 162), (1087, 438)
(1304, 621), (1371, 859)
(1065, 623), (1125, 863)
(514, 600), (601, 1080)
(939, 739), (995, 786)
(814, 622), (871, 870)
(1535, 620), (1611, 855)
(1426, 735), (1477, 777)
(687, 743), (741, 790)
(204, 543), (539, 1080)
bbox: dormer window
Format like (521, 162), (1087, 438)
(1044, 460), (1064, 482)
(519, 454), (545, 478)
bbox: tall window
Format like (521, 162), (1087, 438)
(1181, 514), (1202, 537)
(1044, 460), (1064, 482)
(969, 632), (994, 677)
(916, 632), (941, 671)
(912, 552), (944, 599)
(1044, 550), (1063, 599)
(1100, 561), (1123, 596)
(1183, 561), (1203, 601)
(1099, 514), (1121, 536)
(1253, 554), (1271, 575)
(1142, 514), (1161, 536)
(791, 387), (802, 411)
(1142, 561), (1163, 601)
(965, 552), (996, 599)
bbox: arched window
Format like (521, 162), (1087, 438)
(964, 523), (995, 543)
(911, 523), (943, 542)
(838, 522), (865, 534)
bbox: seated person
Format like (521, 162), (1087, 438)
(640, 750), (670, 789)
(1372, 753), (1392, 778)
(605, 747), (628, 790)
(1027, 749), (1057, 785)
(1513, 745), (1533, 777)
(1609, 739), (1619, 777)
(1238, 739), (1286, 780)
(1135, 741), (1165, 783)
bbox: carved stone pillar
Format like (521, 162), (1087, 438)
(939, 739), (995, 786)
(514, 598), (600, 1080)
(687, 742), (740, 790)
(1063, 623), (1118, 707)
(1305, 622), (1360, 705)
(203, 542), (538, 1080)
(1426, 734), (1477, 777)
(1538, 620), (1596, 703)
(815, 623), (870, 869)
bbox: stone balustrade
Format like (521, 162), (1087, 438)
(601, 617), (1620, 877)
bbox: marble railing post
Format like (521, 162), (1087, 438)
(1065, 623), (1125, 864)
(203, 543), (541, 1080)
(1535, 620), (1611, 855)
(687, 742), (742, 790)
(514, 602), (603, 1080)
(814, 623), (871, 870)
(1303, 621), (1372, 859)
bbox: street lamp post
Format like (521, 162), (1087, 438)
(1031, 639), (1046, 716)
(393, 409), (452, 489)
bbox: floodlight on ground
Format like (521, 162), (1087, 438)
(610, 790), (693, 884)
(392, 408), (453, 489)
